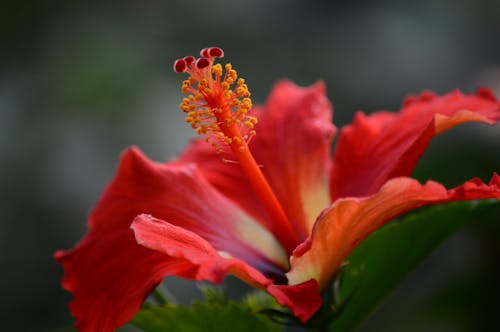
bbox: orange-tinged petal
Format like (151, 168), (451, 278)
(179, 81), (335, 241)
(288, 174), (500, 289)
(330, 89), (500, 201)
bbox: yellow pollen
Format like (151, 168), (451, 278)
(176, 57), (258, 153)
(212, 63), (223, 76)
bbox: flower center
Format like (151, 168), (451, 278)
(174, 47), (299, 254)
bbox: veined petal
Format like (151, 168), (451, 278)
(120, 147), (288, 270)
(252, 81), (336, 238)
(330, 89), (500, 201)
(288, 174), (500, 289)
(132, 214), (322, 323)
(179, 81), (335, 240)
(55, 147), (288, 331)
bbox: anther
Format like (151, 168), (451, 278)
(173, 47), (257, 151)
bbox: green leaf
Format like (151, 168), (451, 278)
(131, 288), (283, 332)
(327, 200), (500, 332)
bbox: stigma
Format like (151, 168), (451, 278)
(173, 47), (258, 154)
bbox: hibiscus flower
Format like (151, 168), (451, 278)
(56, 47), (500, 331)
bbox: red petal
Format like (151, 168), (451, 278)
(330, 89), (500, 201)
(268, 279), (321, 323)
(288, 174), (500, 289)
(55, 147), (288, 331)
(132, 214), (322, 323)
(55, 227), (171, 332)
(179, 81), (336, 241)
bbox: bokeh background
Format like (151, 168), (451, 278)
(1, 0), (500, 331)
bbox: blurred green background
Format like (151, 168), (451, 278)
(1, 0), (499, 331)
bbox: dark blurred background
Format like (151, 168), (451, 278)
(1, 0), (499, 331)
